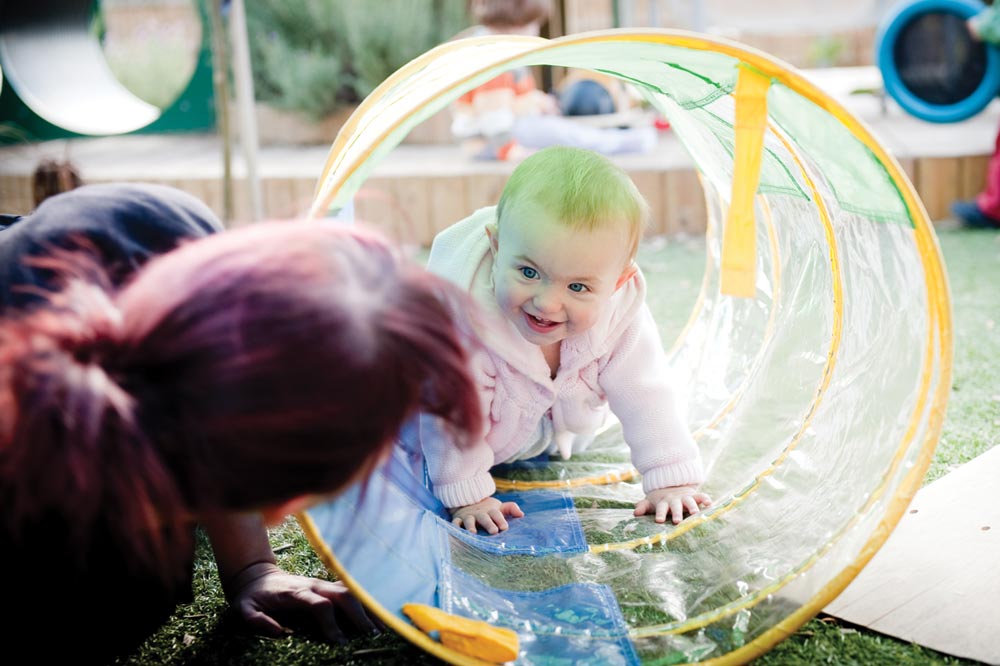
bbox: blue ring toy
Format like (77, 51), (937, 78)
(878, 0), (1000, 122)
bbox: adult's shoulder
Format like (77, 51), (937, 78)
(0, 183), (223, 314)
(30, 182), (224, 239)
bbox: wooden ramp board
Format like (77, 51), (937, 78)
(825, 446), (1000, 665)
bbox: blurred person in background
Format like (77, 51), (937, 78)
(952, 4), (1000, 229)
(450, 0), (655, 161)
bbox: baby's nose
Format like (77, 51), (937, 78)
(533, 288), (561, 314)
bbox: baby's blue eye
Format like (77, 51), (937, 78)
(520, 266), (539, 279)
(568, 283), (588, 293)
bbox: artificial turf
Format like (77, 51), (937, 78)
(118, 226), (997, 666)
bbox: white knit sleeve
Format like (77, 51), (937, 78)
(419, 350), (499, 508)
(599, 305), (705, 491)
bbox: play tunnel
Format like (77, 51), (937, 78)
(0, 0), (214, 141)
(301, 30), (952, 665)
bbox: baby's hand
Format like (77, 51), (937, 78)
(451, 497), (525, 535)
(634, 485), (712, 525)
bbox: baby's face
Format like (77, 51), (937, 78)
(489, 202), (634, 347)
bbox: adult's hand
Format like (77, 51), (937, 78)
(203, 512), (379, 643)
(226, 561), (379, 643)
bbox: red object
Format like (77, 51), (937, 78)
(654, 116), (671, 131)
(978, 123), (1000, 218)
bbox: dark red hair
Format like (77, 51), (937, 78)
(0, 221), (482, 581)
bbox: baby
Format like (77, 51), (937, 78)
(424, 146), (710, 534)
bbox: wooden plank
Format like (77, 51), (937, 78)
(428, 176), (469, 242)
(353, 177), (405, 243)
(200, 180), (224, 223)
(848, 28), (877, 69)
(629, 170), (665, 236)
(896, 157), (917, 187)
(825, 446), (1000, 665)
(404, 108), (453, 145)
(463, 173), (507, 217)
(230, 178), (253, 227)
(353, 177), (394, 226)
(0, 174), (34, 215)
(292, 178), (317, 215)
(262, 178), (296, 220)
(173, 179), (214, 221)
(663, 169), (708, 235)
(391, 177), (432, 248)
(273, 177), (313, 221)
(285, 178), (317, 219)
(915, 157), (960, 222)
(959, 155), (990, 202)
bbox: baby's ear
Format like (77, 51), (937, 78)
(615, 263), (638, 290)
(485, 222), (499, 255)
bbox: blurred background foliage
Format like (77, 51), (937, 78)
(245, 0), (470, 120)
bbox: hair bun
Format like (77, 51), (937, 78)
(3, 277), (137, 456)
(16, 279), (127, 379)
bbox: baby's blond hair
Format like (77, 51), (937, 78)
(496, 146), (649, 262)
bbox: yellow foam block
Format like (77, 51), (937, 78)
(402, 603), (519, 663)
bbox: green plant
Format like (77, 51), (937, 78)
(246, 0), (469, 120)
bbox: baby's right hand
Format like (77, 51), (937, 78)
(450, 497), (525, 535)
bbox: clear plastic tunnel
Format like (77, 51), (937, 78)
(300, 29), (952, 665)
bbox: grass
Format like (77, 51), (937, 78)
(118, 227), (998, 666)
(924, 228), (1000, 483)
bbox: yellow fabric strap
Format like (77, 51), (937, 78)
(402, 603), (519, 663)
(721, 65), (771, 298)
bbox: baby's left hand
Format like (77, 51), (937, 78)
(634, 485), (712, 525)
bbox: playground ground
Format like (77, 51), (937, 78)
(110, 222), (998, 666)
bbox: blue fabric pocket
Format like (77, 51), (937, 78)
(441, 568), (640, 666)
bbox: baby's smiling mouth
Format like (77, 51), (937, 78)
(524, 311), (562, 331)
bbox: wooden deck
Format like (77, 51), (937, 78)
(825, 447), (1000, 665)
(2, 67), (998, 245)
